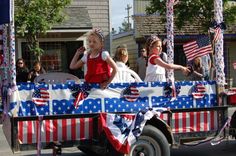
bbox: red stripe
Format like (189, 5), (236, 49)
(182, 112), (187, 133)
(174, 113), (179, 133)
(27, 121), (32, 144)
(196, 112), (201, 132)
(45, 120), (50, 142)
(190, 112), (194, 132)
(210, 111), (215, 130)
(71, 118), (76, 140)
(80, 118), (85, 139)
(89, 118), (93, 139)
(18, 121), (23, 143)
(62, 119), (67, 141)
(53, 120), (58, 141)
(204, 111), (208, 131)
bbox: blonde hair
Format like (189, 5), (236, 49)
(88, 28), (104, 43)
(114, 44), (128, 62)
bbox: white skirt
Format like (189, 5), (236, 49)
(144, 73), (166, 82)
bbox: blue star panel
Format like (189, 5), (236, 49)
(10, 81), (218, 117)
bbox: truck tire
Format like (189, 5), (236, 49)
(126, 125), (170, 156)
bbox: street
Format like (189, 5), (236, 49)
(0, 124), (236, 156)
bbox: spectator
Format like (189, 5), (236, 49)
(16, 58), (29, 83)
(201, 54), (211, 80)
(136, 48), (147, 80)
(28, 61), (46, 82)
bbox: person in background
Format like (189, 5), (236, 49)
(201, 54), (211, 80)
(28, 61), (46, 82)
(136, 48), (147, 80)
(186, 57), (204, 81)
(16, 58), (29, 83)
(70, 28), (117, 89)
(144, 35), (189, 82)
(113, 44), (136, 82)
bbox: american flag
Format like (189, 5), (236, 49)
(192, 84), (206, 99)
(0, 0), (11, 25)
(213, 27), (221, 43)
(123, 86), (140, 102)
(73, 91), (88, 109)
(71, 85), (90, 109)
(32, 88), (50, 106)
(0, 26), (3, 55)
(183, 36), (213, 61)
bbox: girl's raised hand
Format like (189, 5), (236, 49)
(76, 46), (86, 56)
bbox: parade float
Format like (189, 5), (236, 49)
(0, 0), (236, 156)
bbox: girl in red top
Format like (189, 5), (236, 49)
(70, 28), (118, 89)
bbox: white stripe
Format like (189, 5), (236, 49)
(50, 120), (53, 142)
(84, 118), (90, 139)
(172, 113), (176, 133)
(200, 111), (205, 131)
(31, 121), (37, 143)
(206, 111), (210, 131)
(186, 112), (190, 132)
(23, 121), (27, 143)
(178, 113), (183, 133)
(76, 118), (80, 139)
(41, 120), (46, 142)
(67, 119), (71, 140)
(214, 111), (218, 130)
(57, 119), (62, 141)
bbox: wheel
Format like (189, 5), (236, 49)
(126, 125), (170, 156)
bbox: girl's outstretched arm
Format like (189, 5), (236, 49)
(154, 57), (190, 74)
(70, 47), (85, 70)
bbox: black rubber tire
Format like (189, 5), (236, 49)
(126, 125), (170, 156)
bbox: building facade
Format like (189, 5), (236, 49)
(16, 0), (111, 78)
(133, 0), (236, 86)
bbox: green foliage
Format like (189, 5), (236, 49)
(15, 0), (71, 60)
(119, 19), (132, 33)
(146, 0), (236, 31)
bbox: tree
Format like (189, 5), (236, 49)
(118, 19), (132, 33)
(15, 0), (71, 61)
(146, 0), (236, 31)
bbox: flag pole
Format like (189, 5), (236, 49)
(9, 0), (16, 88)
(166, 0), (175, 81)
(214, 0), (225, 94)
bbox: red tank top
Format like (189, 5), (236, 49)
(85, 52), (111, 83)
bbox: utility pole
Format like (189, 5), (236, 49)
(125, 4), (132, 30)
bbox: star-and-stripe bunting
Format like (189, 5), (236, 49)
(123, 86), (140, 102)
(213, 27), (221, 43)
(71, 84), (90, 109)
(32, 88), (50, 106)
(17, 118), (93, 144)
(16, 110), (218, 145)
(100, 108), (167, 154)
(192, 84), (206, 99)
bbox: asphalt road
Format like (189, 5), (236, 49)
(0, 124), (235, 156)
